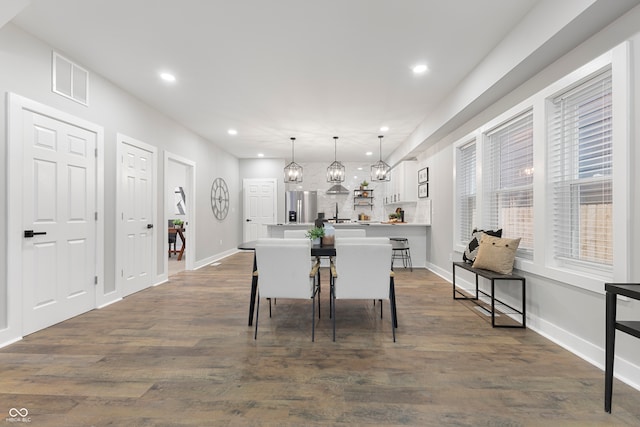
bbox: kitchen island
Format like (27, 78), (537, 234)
(266, 222), (429, 268)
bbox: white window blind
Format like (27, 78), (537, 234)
(483, 112), (534, 257)
(456, 141), (476, 245)
(548, 69), (612, 267)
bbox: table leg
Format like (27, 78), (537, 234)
(390, 276), (398, 328)
(491, 279), (496, 327)
(605, 290), (616, 413)
(248, 253), (258, 326)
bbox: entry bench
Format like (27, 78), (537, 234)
(452, 261), (526, 328)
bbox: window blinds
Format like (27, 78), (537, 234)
(548, 69), (613, 266)
(484, 112), (534, 256)
(456, 141), (476, 244)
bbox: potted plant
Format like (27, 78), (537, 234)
(359, 180), (369, 190)
(305, 226), (325, 245)
(173, 219), (184, 228)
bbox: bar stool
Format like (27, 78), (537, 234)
(390, 237), (412, 271)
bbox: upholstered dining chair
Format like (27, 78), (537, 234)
(334, 229), (366, 238)
(283, 229), (308, 238)
(331, 239), (395, 342)
(254, 238), (320, 341)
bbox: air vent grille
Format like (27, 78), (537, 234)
(52, 52), (89, 106)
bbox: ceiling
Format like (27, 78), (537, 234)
(10, 0), (550, 162)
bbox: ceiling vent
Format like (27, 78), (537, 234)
(52, 52), (89, 106)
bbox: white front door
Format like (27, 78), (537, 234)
(21, 110), (97, 335)
(243, 178), (277, 241)
(119, 137), (155, 297)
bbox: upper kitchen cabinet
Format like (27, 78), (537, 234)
(384, 160), (417, 205)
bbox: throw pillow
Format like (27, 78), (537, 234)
(472, 235), (521, 275)
(462, 228), (502, 263)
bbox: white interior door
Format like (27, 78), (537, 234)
(21, 110), (97, 335)
(119, 138), (155, 297)
(243, 179), (277, 241)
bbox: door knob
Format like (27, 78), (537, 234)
(246, 219), (252, 222)
(24, 230), (47, 238)
(147, 224), (153, 229)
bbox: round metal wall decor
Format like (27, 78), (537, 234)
(211, 177), (229, 220)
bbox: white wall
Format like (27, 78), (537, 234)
(416, 10), (640, 390)
(0, 23), (240, 334)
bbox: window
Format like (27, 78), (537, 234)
(483, 112), (534, 257)
(456, 141), (476, 245)
(548, 69), (612, 268)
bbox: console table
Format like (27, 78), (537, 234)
(604, 283), (640, 413)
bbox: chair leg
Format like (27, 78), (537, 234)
(332, 288), (336, 342)
(390, 296), (396, 342)
(317, 271), (321, 319)
(254, 292), (260, 340)
(311, 294), (316, 342)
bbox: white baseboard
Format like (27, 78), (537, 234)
(193, 248), (240, 270)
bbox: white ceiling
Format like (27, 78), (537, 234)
(4, 0), (607, 162)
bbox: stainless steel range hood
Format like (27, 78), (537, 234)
(326, 184), (350, 194)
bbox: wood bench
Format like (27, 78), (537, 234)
(452, 261), (526, 328)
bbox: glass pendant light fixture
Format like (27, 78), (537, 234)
(284, 137), (303, 183)
(326, 136), (345, 183)
(371, 135), (391, 181)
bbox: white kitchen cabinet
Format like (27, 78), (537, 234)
(384, 160), (417, 205)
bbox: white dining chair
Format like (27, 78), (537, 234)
(254, 238), (320, 341)
(334, 229), (366, 238)
(330, 239), (396, 342)
(284, 229), (308, 238)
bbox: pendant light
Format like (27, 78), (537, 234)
(284, 137), (303, 183)
(371, 135), (391, 181)
(326, 136), (345, 183)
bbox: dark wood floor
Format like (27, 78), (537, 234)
(1, 252), (638, 426)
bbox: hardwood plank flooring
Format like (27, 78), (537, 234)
(1, 252), (639, 426)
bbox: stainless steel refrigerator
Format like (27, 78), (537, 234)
(285, 191), (317, 223)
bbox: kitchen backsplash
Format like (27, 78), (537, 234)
(284, 161), (418, 223)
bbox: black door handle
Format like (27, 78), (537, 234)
(246, 219), (252, 222)
(147, 224), (153, 229)
(24, 230), (47, 238)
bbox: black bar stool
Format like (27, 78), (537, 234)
(390, 237), (412, 271)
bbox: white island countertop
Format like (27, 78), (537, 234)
(266, 222), (429, 268)
(267, 222), (431, 227)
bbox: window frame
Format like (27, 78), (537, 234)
(451, 42), (630, 293)
(453, 136), (477, 251)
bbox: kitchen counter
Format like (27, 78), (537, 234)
(266, 222), (429, 268)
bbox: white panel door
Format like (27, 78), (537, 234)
(120, 142), (154, 297)
(243, 179), (276, 241)
(22, 111), (97, 335)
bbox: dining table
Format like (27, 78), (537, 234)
(237, 240), (399, 329)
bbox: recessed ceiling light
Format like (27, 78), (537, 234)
(228, 129), (238, 135)
(257, 153), (264, 157)
(160, 72), (176, 82)
(366, 151), (373, 156)
(380, 126), (389, 132)
(357, 167), (363, 171)
(412, 64), (428, 74)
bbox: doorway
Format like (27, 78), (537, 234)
(116, 134), (157, 298)
(243, 178), (277, 241)
(164, 152), (195, 278)
(5, 93), (104, 340)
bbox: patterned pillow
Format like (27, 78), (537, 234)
(462, 228), (502, 263)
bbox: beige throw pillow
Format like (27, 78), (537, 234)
(472, 235), (521, 275)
